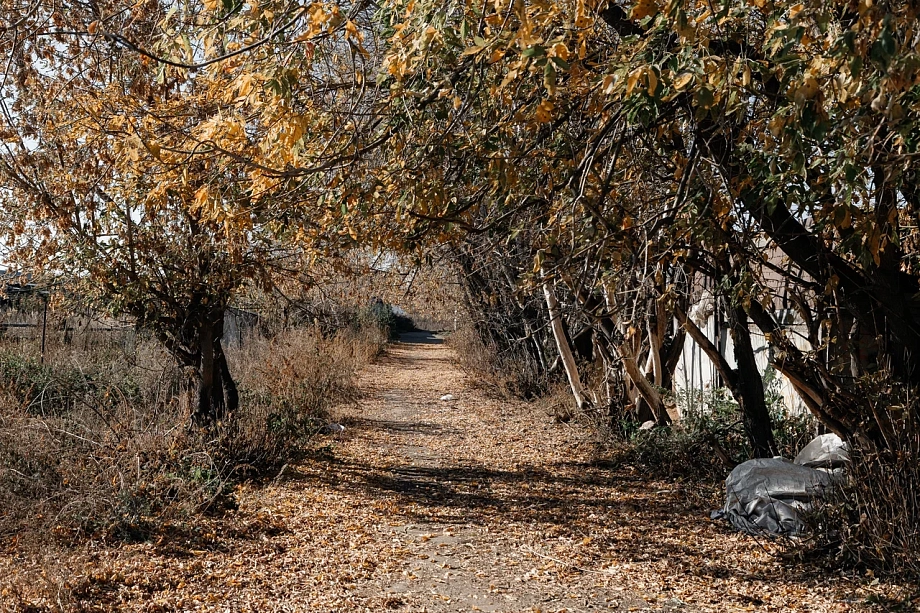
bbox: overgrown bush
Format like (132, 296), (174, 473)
(610, 385), (818, 482)
(0, 352), (136, 418)
(0, 344), (192, 541)
(805, 425), (920, 581)
(449, 324), (551, 399)
(223, 325), (386, 471)
(0, 324), (385, 545)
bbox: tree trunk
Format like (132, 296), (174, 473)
(558, 276), (673, 424)
(676, 303), (777, 457)
(726, 304), (778, 458)
(542, 271), (591, 410)
(618, 342), (672, 425)
(192, 305), (239, 427)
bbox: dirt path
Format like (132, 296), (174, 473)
(5, 336), (893, 612)
(328, 333), (658, 612)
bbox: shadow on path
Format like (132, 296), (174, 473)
(395, 330), (444, 345)
(294, 454), (685, 525)
(344, 416), (459, 436)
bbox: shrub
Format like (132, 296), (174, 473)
(448, 324), (551, 399)
(223, 325), (385, 472)
(0, 352), (101, 417)
(611, 383), (818, 482)
(0, 323), (385, 546)
(805, 427), (920, 582)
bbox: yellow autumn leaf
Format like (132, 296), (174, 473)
(295, 29), (317, 42)
(236, 74), (255, 100)
(550, 43), (570, 62)
(146, 141), (162, 160)
(626, 67), (644, 96)
(499, 68), (519, 89)
(794, 75), (819, 102)
(602, 74), (617, 94)
(574, 11), (593, 28)
(631, 0), (660, 20)
(646, 69), (658, 95)
(535, 99), (554, 123)
(768, 115), (786, 136)
(672, 72), (694, 90)
(345, 20), (360, 40)
(193, 185), (210, 213)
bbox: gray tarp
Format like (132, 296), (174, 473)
(723, 458), (834, 535)
(793, 433), (849, 469)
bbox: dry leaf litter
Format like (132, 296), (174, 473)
(1, 334), (914, 612)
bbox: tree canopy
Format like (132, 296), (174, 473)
(3, 0), (920, 453)
(366, 0), (920, 456)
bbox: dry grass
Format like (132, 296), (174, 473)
(0, 339), (187, 544)
(0, 323), (386, 551)
(221, 325), (387, 472)
(804, 438), (920, 583)
(447, 324), (551, 399)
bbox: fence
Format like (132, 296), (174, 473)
(0, 302), (137, 362)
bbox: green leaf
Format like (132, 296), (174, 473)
(849, 55), (862, 77)
(870, 26), (895, 65)
(695, 86), (714, 109)
(844, 164), (859, 183)
(544, 62), (557, 93)
(522, 45), (545, 58)
(550, 56), (570, 70)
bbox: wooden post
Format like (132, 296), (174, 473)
(40, 293), (48, 364)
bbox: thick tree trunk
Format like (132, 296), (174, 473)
(676, 303), (777, 457)
(191, 305), (239, 427)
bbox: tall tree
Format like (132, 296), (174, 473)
(0, 0), (378, 424)
(365, 0), (920, 453)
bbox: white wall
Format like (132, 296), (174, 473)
(672, 310), (809, 417)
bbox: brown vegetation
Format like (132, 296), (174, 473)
(2, 0), (920, 595)
(0, 322), (386, 550)
(447, 324), (552, 401)
(3, 337), (916, 612)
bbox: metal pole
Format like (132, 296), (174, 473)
(40, 293), (48, 364)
